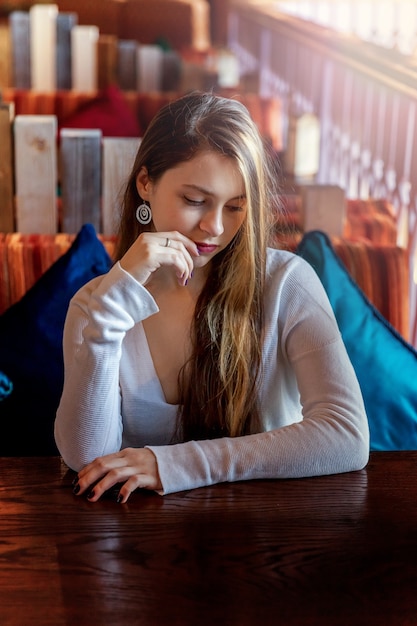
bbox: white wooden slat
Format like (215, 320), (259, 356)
(14, 115), (58, 234)
(102, 137), (140, 235)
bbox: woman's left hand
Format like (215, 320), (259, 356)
(73, 447), (162, 503)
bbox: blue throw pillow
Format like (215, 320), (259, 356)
(296, 230), (417, 451)
(0, 224), (112, 455)
(0, 371), (13, 400)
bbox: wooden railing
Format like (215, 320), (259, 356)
(273, 1), (417, 56)
(228, 0), (417, 346)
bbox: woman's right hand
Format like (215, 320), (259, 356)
(119, 231), (199, 287)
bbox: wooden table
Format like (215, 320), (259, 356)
(0, 452), (416, 626)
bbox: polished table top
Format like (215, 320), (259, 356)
(0, 452), (416, 626)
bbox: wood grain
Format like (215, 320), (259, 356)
(14, 115), (58, 234)
(60, 129), (102, 233)
(0, 453), (416, 625)
(0, 103), (14, 232)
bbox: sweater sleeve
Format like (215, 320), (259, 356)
(148, 337), (369, 495)
(54, 262), (158, 471)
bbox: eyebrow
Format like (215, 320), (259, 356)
(182, 184), (246, 201)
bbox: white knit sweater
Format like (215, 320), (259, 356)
(55, 248), (369, 494)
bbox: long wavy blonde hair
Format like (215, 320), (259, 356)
(116, 92), (278, 440)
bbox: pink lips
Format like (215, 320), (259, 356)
(196, 243), (218, 255)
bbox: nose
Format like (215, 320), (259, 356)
(199, 207), (224, 237)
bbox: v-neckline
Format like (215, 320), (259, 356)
(138, 322), (179, 407)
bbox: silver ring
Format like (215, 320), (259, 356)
(165, 238), (171, 248)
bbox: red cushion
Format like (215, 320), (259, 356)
(59, 85), (142, 137)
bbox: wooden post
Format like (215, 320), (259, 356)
(9, 11), (31, 89)
(117, 40), (137, 91)
(71, 25), (99, 92)
(56, 12), (78, 90)
(29, 4), (58, 92)
(14, 115), (58, 234)
(137, 45), (163, 92)
(60, 129), (102, 233)
(0, 22), (12, 89)
(161, 51), (182, 92)
(102, 137), (140, 235)
(301, 185), (346, 237)
(286, 113), (321, 181)
(98, 35), (118, 90)
(0, 103), (15, 232)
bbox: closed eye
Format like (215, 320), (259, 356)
(226, 204), (245, 212)
(184, 195), (205, 206)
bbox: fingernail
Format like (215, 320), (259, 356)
(73, 484), (80, 495)
(117, 494), (123, 504)
(190, 272), (193, 278)
(71, 475), (79, 486)
(87, 490), (95, 500)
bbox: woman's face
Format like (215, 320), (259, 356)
(136, 150), (247, 269)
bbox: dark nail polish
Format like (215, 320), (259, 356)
(117, 494), (123, 504)
(72, 475), (79, 486)
(73, 484), (80, 495)
(87, 490), (95, 500)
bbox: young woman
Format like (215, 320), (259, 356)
(55, 92), (369, 502)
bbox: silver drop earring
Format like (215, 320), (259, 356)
(135, 202), (152, 225)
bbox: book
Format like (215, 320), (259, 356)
(0, 103), (15, 232)
(60, 129), (102, 233)
(14, 115), (58, 234)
